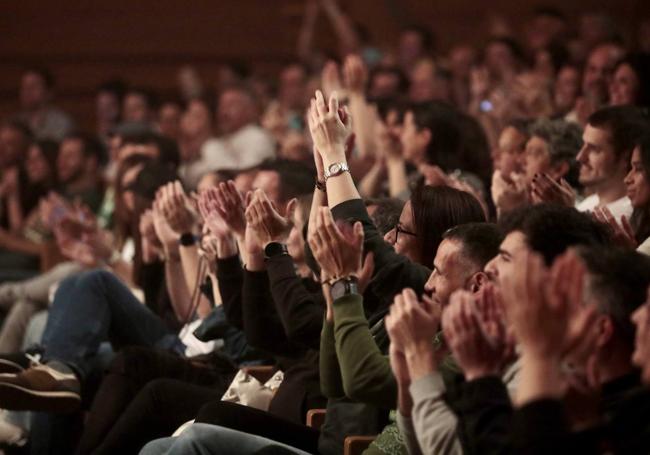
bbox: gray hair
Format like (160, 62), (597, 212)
(529, 119), (583, 164)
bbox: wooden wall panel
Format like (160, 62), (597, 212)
(1, 0), (647, 131)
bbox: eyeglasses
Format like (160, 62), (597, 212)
(388, 222), (417, 245)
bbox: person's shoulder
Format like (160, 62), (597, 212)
(576, 193), (598, 211)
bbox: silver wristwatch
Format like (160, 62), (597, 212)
(324, 162), (350, 182)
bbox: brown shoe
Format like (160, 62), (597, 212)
(0, 364), (80, 413)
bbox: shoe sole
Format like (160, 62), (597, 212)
(0, 382), (80, 413)
(0, 360), (24, 375)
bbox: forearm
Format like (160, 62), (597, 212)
(0, 231), (41, 255)
(333, 294), (397, 406)
(321, 0), (359, 55)
(324, 147), (361, 208)
(6, 195), (24, 234)
(320, 318), (346, 398)
(358, 160), (386, 198)
(349, 93), (375, 160)
(404, 341), (438, 382)
(516, 353), (565, 407)
(164, 249), (194, 322)
(387, 157), (409, 198)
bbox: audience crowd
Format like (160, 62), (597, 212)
(0, 2), (649, 454)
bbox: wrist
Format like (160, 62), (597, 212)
(464, 366), (501, 382)
(322, 148), (347, 168)
(404, 340), (438, 381)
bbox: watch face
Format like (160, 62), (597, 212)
(328, 163), (342, 174)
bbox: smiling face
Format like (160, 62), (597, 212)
(609, 63), (640, 107)
(424, 238), (473, 308)
(484, 231), (528, 288)
(494, 126), (527, 178)
(624, 147), (650, 208)
(383, 200), (420, 263)
(576, 124), (627, 190)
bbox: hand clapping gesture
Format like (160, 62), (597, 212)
(157, 181), (198, 235)
(593, 206), (637, 249)
(244, 189), (297, 247)
(308, 90), (353, 165)
(530, 173), (575, 207)
(308, 206), (363, 283)
(198, 181), (247, 239)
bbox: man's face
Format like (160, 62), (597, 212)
(495, 126), (527, 177)
(424, 238), (473, 308)
(554, 66), (581, 113)
(181, 100), (212, 138)
(252, 170), (282, 210)
(399, 31), (424, 67)
(369, 73), (401, 99)
(631, 302), (650, 383)
(582, 44), (623, 102)
(20, 72), (48, 110)
(123, 93), (150, 123)
(279, 65), (307, 110)
(576, 124), (625, 189)
(484, 231), (528, 288)
(158, 103), (182, 140)
(0, 126), (27, 167)
(57, 138), (86, 184)
(96, 91), (120, 123)
(217, 89), (254, 135)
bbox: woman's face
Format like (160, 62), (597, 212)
(383, 201), (421, 263)
(26, 145), (51, 183)
(624, 147), (650, 208)
(121, 164), (145, 213)
(400, 111), (429, 164)
(609, 63), (640, 106)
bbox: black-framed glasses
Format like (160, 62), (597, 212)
(389, 223), (417, 244)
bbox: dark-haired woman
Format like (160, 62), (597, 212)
(624, 133), (650, 255)
(609, 53), (650, 108)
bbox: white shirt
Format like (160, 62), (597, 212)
(201, 124), (275, 171)
(575, 194), (633, 222)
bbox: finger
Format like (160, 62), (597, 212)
(285, 198), (297, 222)
(315, 90), (328, 117)
(329, 92), (339, 119)
(352, 221), (364, 251)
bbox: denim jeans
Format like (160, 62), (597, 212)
(42, 269), (183, 379)
(140, 424), (312, 455)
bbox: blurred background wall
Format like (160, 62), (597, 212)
(1, 0), (647, 130)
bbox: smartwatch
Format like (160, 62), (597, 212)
(264, 242), (289, 260)
(324, 162), (350, 182)
(331, 276), (359, 300)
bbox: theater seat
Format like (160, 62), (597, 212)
(306, 409), (376, 455)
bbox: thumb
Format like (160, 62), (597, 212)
(285, 198), (297, 221)
(353, 221), (364, 247)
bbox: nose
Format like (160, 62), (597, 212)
(624, 169), (634, 186)
(484, 257), (498, 281)
(576, 146), (587, 164)
(384, 228), (396, 245)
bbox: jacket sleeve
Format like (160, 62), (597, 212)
(266, 254), (324, 350)
(331, 199), (430, 298)
(319, 319), (345, 399)
(408, 372), (464, 455)
(332, 293), (396, 408)
(241, 268), (303, 358)
(216, 255), (245, 330)
(445, 376), (514, 455)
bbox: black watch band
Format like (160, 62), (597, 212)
(179, 232), (196, 247)
(264, 242), (289, 260)
(315, 180), (326, 192)
(331, 276), (359, 300)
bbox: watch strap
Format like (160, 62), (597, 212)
(179, 232), (196, 247)
(264, 242), (289, 260)
(330, 276), (360, 300)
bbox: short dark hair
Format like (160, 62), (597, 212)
(63, 132), (106, 164)
(24, 67), (55, 89)
(499, 204), (611, 265)
(402, 24), (434, 51)
(443, 222), (503, 269)
(120, 131), (180, 169)
(131, 161), (178, 201)
(578, 246), (650, 348)
(587, 105), (648, 160)
(364, 197), (405, 236)
(411, 184), (486, 268)
(368, 66), (410, 95)
(258, 159), (315, 202)
(97, 79), (127, 100)
(126, 87), (158, 110)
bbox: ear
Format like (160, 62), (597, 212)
(419, 128), (432, 149)
(595, 315), (614, 349)
(468, 271), (489, 294)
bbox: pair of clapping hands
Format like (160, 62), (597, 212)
(384, 249), (600, 396)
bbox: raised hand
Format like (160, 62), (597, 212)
(308, 206), (363, 282)
(308, 90), (352, 165)
(385, 288), (442, 352)
(593, 207), (637, 249)
(442, 287), (513, 381)
(157, 181), (197, 235)
(152, 198), (180, 253)
(245, 189), (297, 247)
(343, 54), (367, 94)
(198, 181), (247, 239)
(321, 61), (343, 99)
(530, 173), (575, 207)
